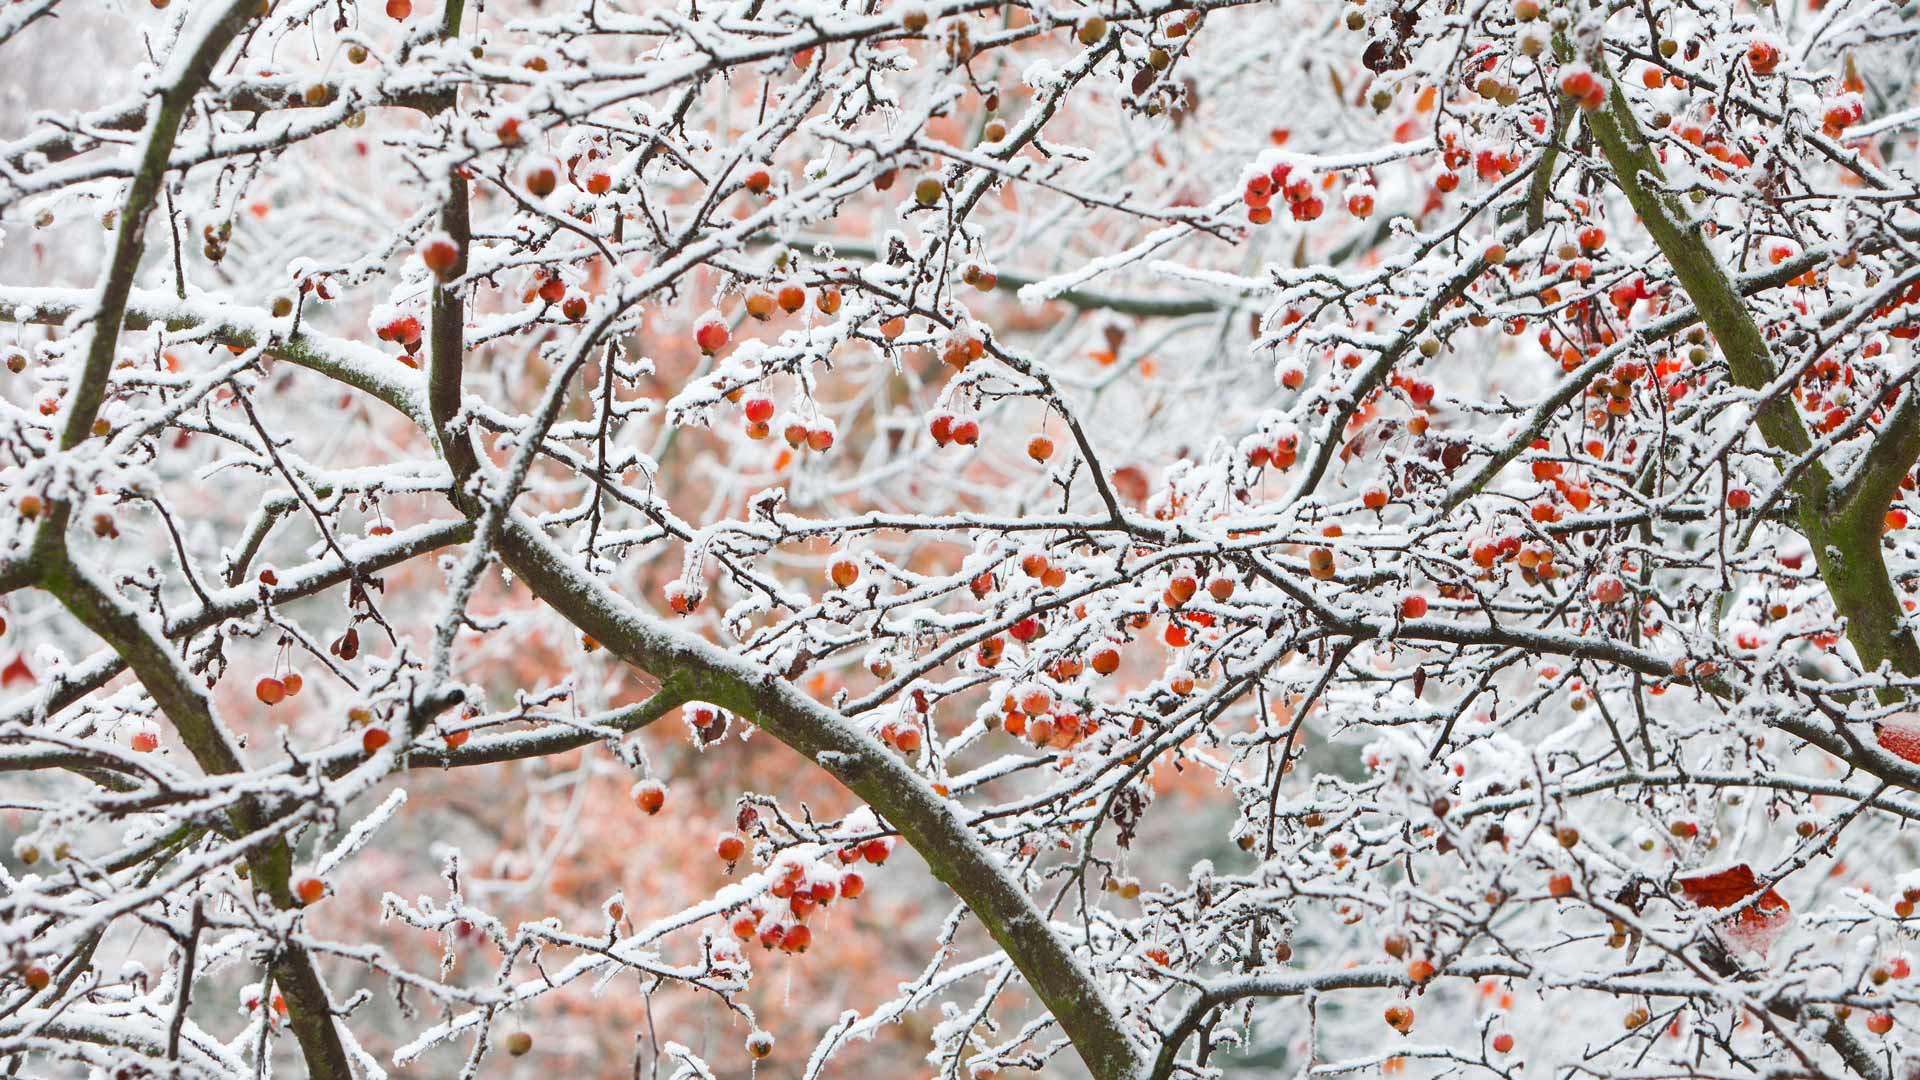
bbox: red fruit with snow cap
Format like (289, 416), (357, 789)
(420, 236), (459, 280)
(1590, 575), (1628, 606)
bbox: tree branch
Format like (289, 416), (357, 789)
(1585, 65), (1920, 684)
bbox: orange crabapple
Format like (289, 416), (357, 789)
(632, 779), (667, 814)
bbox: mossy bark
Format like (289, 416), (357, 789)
(1586, 73), (1920, 686)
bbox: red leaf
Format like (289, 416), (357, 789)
(1876, 720), (1920, 764)
(1677, 863), (1789, 928)
(0, 654), (32, 688)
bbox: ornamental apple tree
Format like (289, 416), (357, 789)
(2, 0), (1920, 1076)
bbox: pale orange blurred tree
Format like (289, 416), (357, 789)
(6, 0), (1920, 1076)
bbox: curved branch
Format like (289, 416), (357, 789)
(1585, 65), (1920, 685)
(493, 519), (1146, 1080)
(32, 549), (353, 1080)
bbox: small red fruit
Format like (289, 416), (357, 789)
(633, 779), (667, 815)
(1492, 1033), (1514, 1054)
(1166, 575), (1198, 606)
(256, 677), (287, 705)
(695, 319), (730, 354)
(523, 161), (558, 198)
(746, 1031), (775, 1059)
(1590, 575), (1628, 606)
(716, 832), (747, 862)
(295, 876), (327, 905)
(421, 236), (459, 280)
(830, 557), (859, 588)
(744, 397), (775, 424)
(1401, 594), (1428, 618)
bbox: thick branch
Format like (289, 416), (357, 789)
(492, 520), (1145, 1079)
(31, 549), (353, 1080)
(1586, 70), (1920, 683)
(50, 0), (263, 455)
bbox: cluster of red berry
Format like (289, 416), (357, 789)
(723, 840), (891, 955)
(1242, 162), (1324, 225)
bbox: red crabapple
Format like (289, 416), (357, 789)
(695, 319), (729, 354)
(633, 779), (667, 815)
